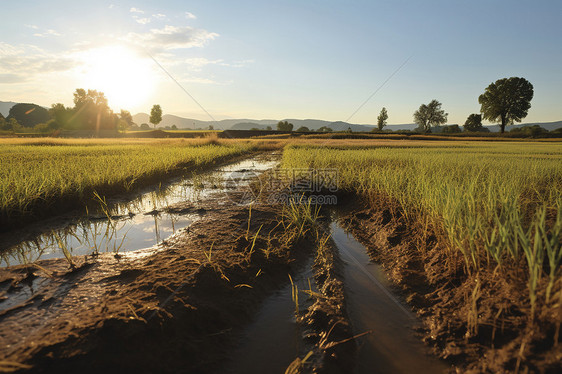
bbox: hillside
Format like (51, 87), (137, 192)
(0, 101), (18, 117)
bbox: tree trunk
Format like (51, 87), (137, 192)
(500, 114), (506, 133)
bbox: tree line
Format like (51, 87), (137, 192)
(0, 88), (163, 134)
(373, 76), (535, 134)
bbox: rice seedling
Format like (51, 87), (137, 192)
(282, 141), (562, 320)
(0, 139), (256, 222)
(53, 231), (76, 269)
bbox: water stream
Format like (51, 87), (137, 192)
(0, 154), (279, 267)
(330, 220), (448, 373)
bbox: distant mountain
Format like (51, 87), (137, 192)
(132, 113), (276, 130)
(0, 101), (18, 117)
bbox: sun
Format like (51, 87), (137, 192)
(78, 45), (157, 110)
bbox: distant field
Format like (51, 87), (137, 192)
(0, 138), (254, 225)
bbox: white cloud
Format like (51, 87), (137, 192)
(33, 29), (62, 38)
(24, 24), (39, 30)
(108, 4), (115, 9)
(135, 17), (151, 25)
(130, 7), (144, 14)
(223, 59), (255, 68)
(124, 25), (219, 53)
(153, 13), (167, 20)
(185, 12), (197, 19)
(0, 43), (76, 84)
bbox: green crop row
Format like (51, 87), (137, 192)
(0, 139), (254, 220)
(282, 141), (562, 316)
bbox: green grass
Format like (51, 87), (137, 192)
(282, 141), (562, 317)
(0, 138), (255, 221)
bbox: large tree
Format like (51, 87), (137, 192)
(377, 107), (388, 131)
(119, 110), (135, 128)
(413, 99), (448, 133)
(464, 114), (483, 132)
(478, 77), (533, 133)
(150, 105), (162, 128)
(277, 120), (293, 131)
(71, 89), (116, 131)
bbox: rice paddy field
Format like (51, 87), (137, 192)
(282, 141), (562, 369)
(0, 137), (257, 226)
(1, 137), (562, 373)
(283, 142), (562, 310)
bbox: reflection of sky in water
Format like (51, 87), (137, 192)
(0, 157), (278, 267)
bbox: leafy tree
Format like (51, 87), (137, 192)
(119, 110), (134, 128)
(1, 117), (21, 131)
(140, 123), (150, 130)
(510, 125), (547, 136)
(296, 126), (310, 132)
(49, 103), (73, 128)
(7, 103), (50, 128)
(478, 77), (533, 133)
(172, 125), (178, 130)
(71, 89), (116, 131)
(150, 105), (162, 128)
(442, 124), (461, 133)
(413, 100), (448, 133)
(208, 125), (214, 130)
(277, 120), (293, 131)
(464, 114), (483, 132)
(317, 126), (333, 132)
(265, 125), (272, 131)
(377, 107), (388, 131)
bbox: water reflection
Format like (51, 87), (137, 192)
(0, 156), (278, 267)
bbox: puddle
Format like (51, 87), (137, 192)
(330, 220), (448, 374)
(0, 154), (279, 267)
(225, 259), (316, 374)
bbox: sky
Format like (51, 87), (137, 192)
(0, 0), (561, 125)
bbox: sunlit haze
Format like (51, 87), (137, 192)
(1, 0), (561, 125)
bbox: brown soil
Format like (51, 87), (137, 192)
(287, 223), (356, 374)
(338, 194), (562, 373)
(0, 197), (313, 373)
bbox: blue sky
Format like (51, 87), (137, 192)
(0, 0), (560, 125)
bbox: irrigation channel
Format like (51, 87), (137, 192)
(0, 153), (448, 372)
(224, 217), (447, 373)
(0, 154), (278, 267)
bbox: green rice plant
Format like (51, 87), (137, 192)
(0, 140), (255, 221)
(541, 202), (562, 303)
(53, 231), (76, 269)
(281, 195), (321, 240)
(281, 141), (562, 320)
(289, 274), (299, 316)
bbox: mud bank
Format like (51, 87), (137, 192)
(339, 195), (562, 373)
(0, 197), (315, 373)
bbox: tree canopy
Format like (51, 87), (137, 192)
(296, 126), (310, 132)
(377, 107), (388, 131)
(413, 100), (448, 133)
(150, 105), (163, 128)
(120, 110), (135, 127)
(7, 103), (50, 128)
(478, 77), (533, 133)
(277, 120), (293, 131)
(464, 114), (483, 132)
(71, 89), (117, 131)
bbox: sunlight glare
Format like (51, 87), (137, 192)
(79, 45), (156, 110)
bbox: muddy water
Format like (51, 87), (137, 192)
(0, 154), (279, 267)
(330, 221), (448, 374)
(225, 259), (316, 374)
